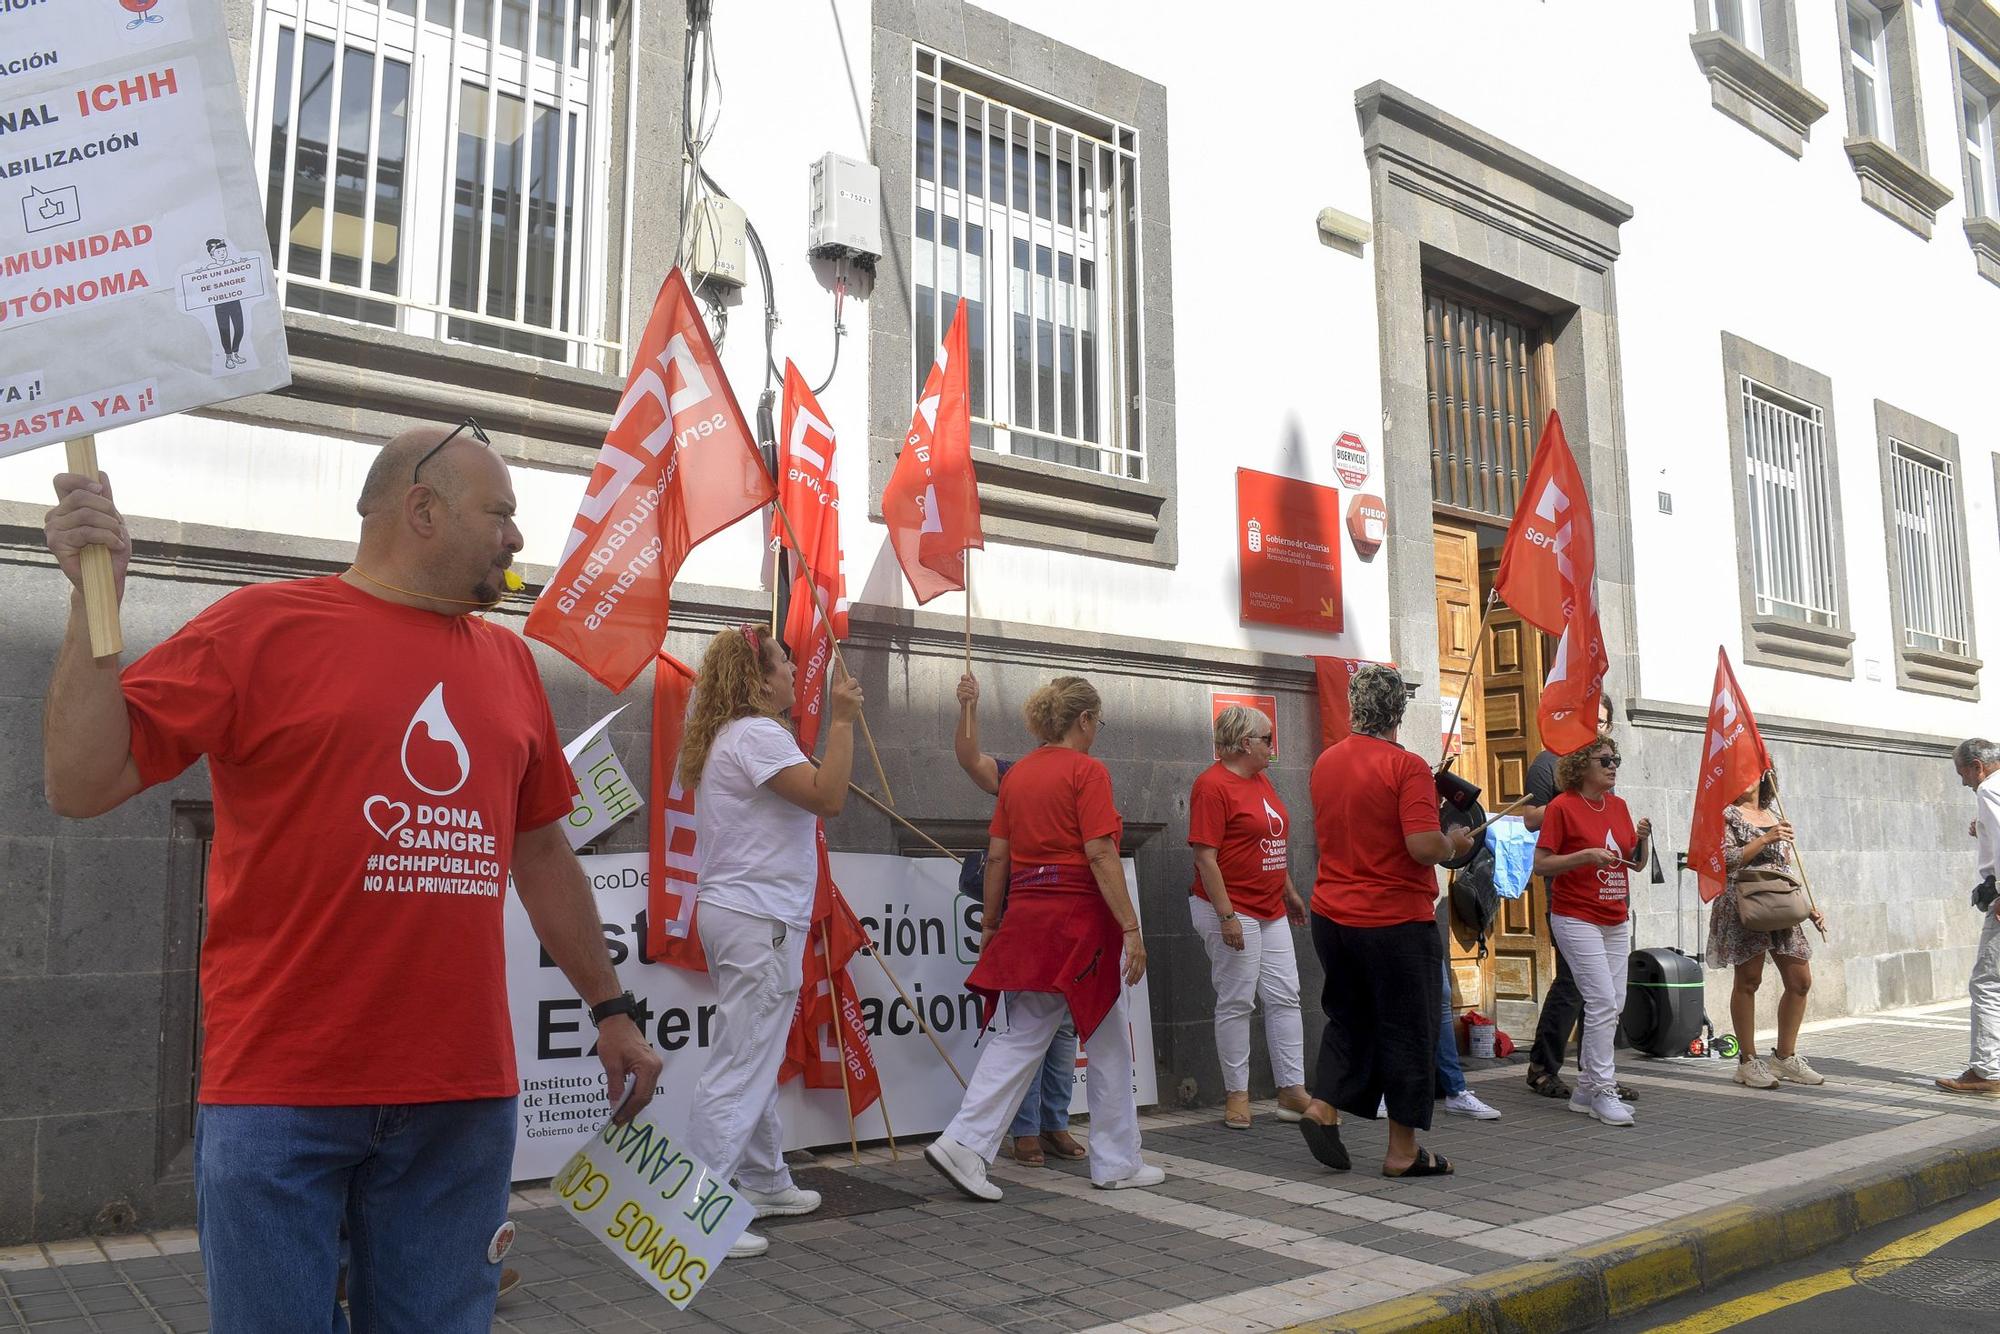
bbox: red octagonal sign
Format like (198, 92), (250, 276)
(1334, 432), (1369, 489)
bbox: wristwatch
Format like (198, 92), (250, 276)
(589, 991), (642, 1028)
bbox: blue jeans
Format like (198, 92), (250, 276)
(1007, 1019), (1077, 1137)
(195, 1099), (516, 1334)
(1436, 960), (1467, 1096)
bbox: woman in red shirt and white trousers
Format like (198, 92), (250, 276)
(927, 677), (1166, 1200)
(1297, 665), (1476, 1179)
(679, 626), (864, 1257)
(1190, 705), (1310, 1129)
(1533, 732), (1652, 1127)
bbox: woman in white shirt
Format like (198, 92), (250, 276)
(679, 624), (862, 1258)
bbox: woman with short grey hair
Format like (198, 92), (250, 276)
(1188, 705), (1309, 1129)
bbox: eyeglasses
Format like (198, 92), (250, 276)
(1249, 733), (1274, 745)
(1595, 755), (1622, 770)
(412, 417), (492, 483)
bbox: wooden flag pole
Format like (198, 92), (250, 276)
(1438, 589), (1498, 769)
(1767, 771), (1827, 940)
(820, 921), (862, 1165)
(846, 783), (963, 863)
(875, 1077), (901, 1161)
(768, 495), (894, 806)
(64, 436), (124, 658)
(869, 948), (968, 1089)
(961, 556), (974, 739)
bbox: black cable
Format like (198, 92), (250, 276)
(699, 166), (779, 392)
(813, 318), (843, 397)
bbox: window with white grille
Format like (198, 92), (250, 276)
(1888, 441), (1972, 655)
(1740, 378), (1842, 628)
(912, 49), (1144, 481)
(251, 0), (627, 370)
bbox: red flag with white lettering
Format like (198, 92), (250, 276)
(1687, 648), (1774, 903)
(779, 828), (881, 1112)
(645, 652), (706, 971)
(773, 362), (849, 755)
(527, 268), (775, 693)
(882, 298), (982, 604)
(1493, 413), (1609, 755)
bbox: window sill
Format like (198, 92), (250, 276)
(1742, 614), (1856, 679)
(963, 449), (1174, 565)
(198, 311), (625, 471)
(1896, 644), (1983, 700)
(1688, 32), (1827, 158)
(1944, 0), (2000, 57)
(1968, 216), (2000, 287)
(1844, 137), (1955, 239)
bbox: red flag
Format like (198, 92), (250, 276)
(1687, 648), (1775, 903)
(1493, 413), (1608, 755)
(773, 362), (849, 755)
(645, 653), (706, 970)
(779, 829), (880, 1112)
(527, 268), (776, 692)
(882, 298), (982, 603)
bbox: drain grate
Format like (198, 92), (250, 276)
(756, 1167), (925, 1227)
(1857, 1257), (2000, 1311)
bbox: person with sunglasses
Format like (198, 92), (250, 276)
(1188, 704), (1310, 1130)
(1532, 734), (1652, 1127)
(39, 420), (663, 1332)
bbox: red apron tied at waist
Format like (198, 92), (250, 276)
(965, 863), (1125, 1041)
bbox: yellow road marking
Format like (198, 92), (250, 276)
(1636, 1192), (2000, 1333)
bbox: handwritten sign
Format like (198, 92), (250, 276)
(0, 0), (290, 456)
(560, 706), (640, 849)
(551, 1101), (754, 1310)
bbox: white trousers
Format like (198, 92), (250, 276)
(683, 904), (807, 1195)
(1190, 897), (1306, 1092)
(1970, 911), (2000, 1077)
(943, 989), (1142, 1185)
(1549, 914), (1631, 1099)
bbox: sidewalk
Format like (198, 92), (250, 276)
(3, 999), (1998, 1334)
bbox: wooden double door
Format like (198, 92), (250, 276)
(1434, 521), (1557, 1036)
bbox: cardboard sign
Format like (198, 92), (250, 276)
(1346, 492), (1387, 560)
(1210, 692), (1279, 759)
(561, 707), (640, 850)
(551, 1105), (754, 1310)
(1237, 468), (1343, 633)
(0, 0), (290, 455)
(1334, 432), (1370, 488)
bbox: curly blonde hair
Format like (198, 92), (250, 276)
(1024, 675), (1101, 744)
(679, 625), (783, 788)
(1556, 731), (1619, 793)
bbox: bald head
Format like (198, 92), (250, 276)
(350, 422), (523, 609)
(358, 424), (491, 518)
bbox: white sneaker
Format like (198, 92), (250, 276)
(1443, 1090), (1502, 1121)
(1769, 1053), (1825, 1086)
(1094, 1163), (1166, 1191)
(1377, 1096), (1388, 1118)
(1734, 1058), (1781, 1090)
(727, 1230), (769, 1258)
(925, 1135), (1002, 1202)
(1585, 1093), (1635, 1126)
(738, 1185), (822, 1218)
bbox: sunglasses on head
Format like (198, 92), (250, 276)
(412, 417), (492, 483)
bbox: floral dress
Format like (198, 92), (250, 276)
(1705, 804), (1813, 968)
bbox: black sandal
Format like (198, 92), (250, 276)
(1298, 1118), (1351, 1172)
(1383, 1147), (1453, 1179)
(1615, 1082), (1639, 1102)
(1526, 1067), (1570, 1099)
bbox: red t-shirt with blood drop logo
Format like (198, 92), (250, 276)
(121, 577), (577, 1105)
(1186, 763), (1290, 921)
(1536, 791), (1637, 925)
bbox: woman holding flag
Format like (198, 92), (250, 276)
(926, 676), (1165, 1200)
(1532, 734), (1652, 1127)
(678, 624), (863, 1259)
(1709, 776), (1825, 1089)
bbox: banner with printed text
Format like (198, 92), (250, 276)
(0, 0), (290, 456)
(505, 851), (1158, 1181)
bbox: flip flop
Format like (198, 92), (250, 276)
(1040, 1130), (1088, 1160)
(1383, 1147), (1453, 1179)
(1298, 1118), (1351, 1172)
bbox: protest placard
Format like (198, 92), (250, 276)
(560, 706), (640, 850)
(549, 1082), (755, 1310)
(0, 0), (290, 458)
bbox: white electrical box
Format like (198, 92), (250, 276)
(808, 152), (883, 263)
(690, 193), (748, 288)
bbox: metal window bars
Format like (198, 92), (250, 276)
(1739, 379), (1842, 629)
(1889, 440), (1972, 655)
(250, 0), (634, 372)
(912, 48), (1144, 482)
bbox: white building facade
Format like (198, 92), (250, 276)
(2, 0), (1997, 1241)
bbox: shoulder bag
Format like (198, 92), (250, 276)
(1734, 863), (1810, 931)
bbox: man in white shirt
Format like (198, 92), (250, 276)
(1939, 738), (2000, 1096)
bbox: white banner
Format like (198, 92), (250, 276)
(0, 0), (290, 457)
(506, 851), (1158, 1181)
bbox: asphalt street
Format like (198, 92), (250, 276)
(1618, 1177), (2000, 1333)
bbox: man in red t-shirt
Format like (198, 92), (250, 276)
(41, 423), (663, 1334)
